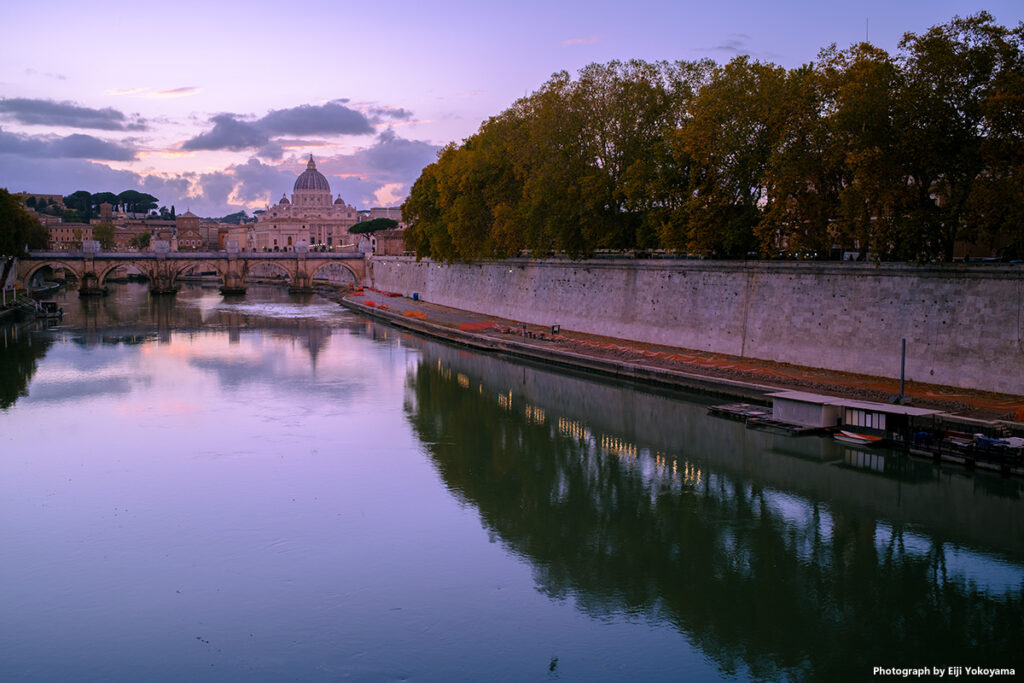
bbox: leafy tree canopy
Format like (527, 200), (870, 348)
(129, 230), (151, 250)
(0, 188), (48, 256)
(349, 217), (398, 234)
(216, 211), (252, 224)
(92, 222), (116, 250)
(402, 12), (1023, 262)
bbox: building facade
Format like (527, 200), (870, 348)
(47, 223), (93, 251)
(249, 156), (360, 252)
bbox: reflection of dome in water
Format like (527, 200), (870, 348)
(293, 155), (331, 193)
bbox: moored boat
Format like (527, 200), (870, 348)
(834, 430), (885, 446)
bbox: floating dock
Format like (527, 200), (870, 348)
(707, 403), (827, 435)
(707, 403), (770, 422)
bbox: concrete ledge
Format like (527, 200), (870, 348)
(339, 298), (777, 402)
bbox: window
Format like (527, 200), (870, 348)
(843, 409), (886, 431)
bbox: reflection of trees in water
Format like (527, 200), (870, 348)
(405, 359), (1024, 681)
(0, 327), (53, 409)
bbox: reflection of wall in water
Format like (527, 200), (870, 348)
(410, 335), (1024, 556)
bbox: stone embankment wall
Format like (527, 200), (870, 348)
(367, 257), (1024, 395)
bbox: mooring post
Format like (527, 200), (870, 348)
(899, 338), (906, 401)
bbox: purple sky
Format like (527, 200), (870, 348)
(1, 0), (1020, 217)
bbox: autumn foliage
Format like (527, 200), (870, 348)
(403, 13), (1023, 262)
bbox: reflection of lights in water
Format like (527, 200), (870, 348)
(601, 435), (637, 459)
(524, 404), (545, 424)
(457, 373), (470, 389)
(498, 392), (511, 411)
(558, 417), (591, 442)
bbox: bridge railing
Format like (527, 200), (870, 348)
(27, 250), (366, 259)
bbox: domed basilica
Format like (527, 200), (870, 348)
(250, 155), (359, 252)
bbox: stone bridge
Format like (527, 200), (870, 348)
(16, 250), (368, 295)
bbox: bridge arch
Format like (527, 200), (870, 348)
(21, 260), (84, 290)
(17, 252), (367, 296)
(171, 260), (228, 280)
(96, 261), (146, 287)
(246, 260), (294, 282)
(309, 261), (359, 287)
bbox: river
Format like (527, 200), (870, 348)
(1, 283), (1021, 682)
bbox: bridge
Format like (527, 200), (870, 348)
(15, 250), (368, 296)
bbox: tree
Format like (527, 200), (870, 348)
(893, 12), (1022, 260)
(679, 56), (786, 257)
(0, 188), (48, 255)
(63, 190), (94, 222)
(756, 66), (831, 257)
(217, 210), (250, 225)
(90, 192), (118, 212)
(92, 222), (115, 250)
(129, 231), (151, 250)
(349, 218), (398, 234)
(403, 159), (455, 260)
(116, 190), (158, 216)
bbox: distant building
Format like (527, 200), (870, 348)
(108, 220), (173, 251)
(371, 229), (407, 256)
(16, 192), (66, 210)
(368, 206), (405, 226)
(252, 155), (359, 252)
(175, 211), (203, 251)
(47, 223), (92, 251)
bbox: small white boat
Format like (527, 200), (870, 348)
(834, 430), (884, 446)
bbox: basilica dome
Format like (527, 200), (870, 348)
(293, 155), (330, 193)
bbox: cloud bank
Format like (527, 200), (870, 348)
(0, 127), (137, 161)
(183, 101), (381, 156)
(0, 97), (147, 131)
(0, 98), (441, 217)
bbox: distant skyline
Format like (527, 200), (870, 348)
(1, 0), (1020, 217)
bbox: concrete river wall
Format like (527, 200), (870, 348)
(368, 257), (1024, 396)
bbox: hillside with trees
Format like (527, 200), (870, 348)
(59, 190), (159, 222)
(402, 13), (1023, 262)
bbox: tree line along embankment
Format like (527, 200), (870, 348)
(366, 257), (1024, 397)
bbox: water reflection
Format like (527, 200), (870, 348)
(0, 326), (53, 409)
(404, 342), (1024, 681)
(0, 284), (353, 408)
(4, 284), (1022, 681)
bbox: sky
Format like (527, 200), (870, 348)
(1, 0), (1021, 218)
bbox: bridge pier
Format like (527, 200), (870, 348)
(149, 273), (179, 295)
(79, 272), (107, 296)
(288, 280), (314, 294)
(148, 253), (179, 295)
(219, 268), (246, 296)
(288, 268), (314, 294)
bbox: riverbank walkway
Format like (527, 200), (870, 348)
(328, 286), (1024, 426)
